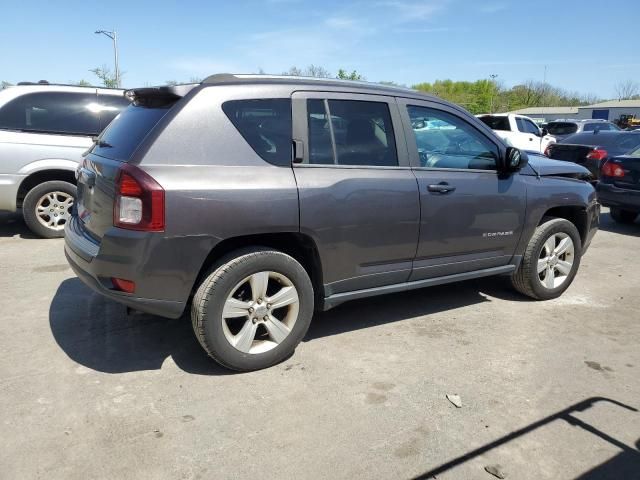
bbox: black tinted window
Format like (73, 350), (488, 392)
(97, 94), (131, 131)
(223, 99), (292, 166)
(478, 115), (511, 131)
(547, 122), (578, 135)
(408, 106), (498, 170)
(93, 101), (172, 161)
(306, 99), (398, 166)
(0, 91), (99, 135)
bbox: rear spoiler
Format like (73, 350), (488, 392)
(124, 83), (198, 101)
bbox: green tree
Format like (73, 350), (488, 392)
(74, 79), (92, 87)
(336, 69), (364, 81)
(90, 65), (119, 88)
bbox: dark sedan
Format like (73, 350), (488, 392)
(545, 131), (640, 179)
(597, 146), (640, 224)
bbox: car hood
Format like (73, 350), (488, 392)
(523, 153), (593, 180)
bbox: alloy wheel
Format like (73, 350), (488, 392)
(221, 271), (299, 354)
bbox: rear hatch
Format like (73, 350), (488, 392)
(547, 143), (592, 163)
(75, 85), (194, 241)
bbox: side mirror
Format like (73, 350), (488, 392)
(504, 147), (528, 172)
(541, 128), (548, 136)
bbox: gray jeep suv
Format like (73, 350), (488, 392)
(65, 74), (599, 371)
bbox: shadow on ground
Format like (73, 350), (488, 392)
(0, 212), (38, 239)
(50, 275), (522, 375)
(412, 397), (640, 480)
(598, 211), (640, 237)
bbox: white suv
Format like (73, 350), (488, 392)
(0, 83), (129, 237)
(477, 113), (556, 154)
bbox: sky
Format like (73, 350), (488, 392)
(1, 0), (639, 99)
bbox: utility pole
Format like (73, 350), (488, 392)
(489, 74), (498, 113)
(94, 29), (120, 87)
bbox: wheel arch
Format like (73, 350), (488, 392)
(539, 205), (589, 247)
(16, 169), (76, 209)
(191, 232), (324, 309)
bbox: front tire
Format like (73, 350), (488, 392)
(610, 207), (638, 224)
(511, 218), (582, 300)
(22, 180), (76, 238)
(191, 248), (314, 371)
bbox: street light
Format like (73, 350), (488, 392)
(94, 29), (120, 88)
(489, 74), (498, 113)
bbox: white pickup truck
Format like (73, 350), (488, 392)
(477, 113), (556, 154)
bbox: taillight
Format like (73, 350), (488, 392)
(586, 148), (608, 161)
(114, 164), (165, 231)
(544, 145), (553, 157)
(601, 161), (625, 178)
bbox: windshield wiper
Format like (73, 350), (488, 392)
(91, 136), (113, 148)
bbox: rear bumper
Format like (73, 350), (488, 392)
(64, 215), (186, 319)
(0, 174), (25, 212)
(596, 182), (640, 211)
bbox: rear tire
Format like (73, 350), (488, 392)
(191, 248), (314, 371)
(610, 207), (638, 224)
(511, 218), (582, 300)
(22, 181), (76, 238)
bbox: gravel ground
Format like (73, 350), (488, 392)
(1, 209), (639, 480)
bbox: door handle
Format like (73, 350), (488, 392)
(427, 183), (456, 194)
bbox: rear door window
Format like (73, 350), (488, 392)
(222, 99), (292, 166)
(306, 99), (398, 167)
(0, 91), (99, 135)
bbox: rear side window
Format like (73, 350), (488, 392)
(306, 99), (398, 167)
(93, 100), (173, 161)
(97, 94), (131, 131)
(222, 99), (292, 166)
(547, 122), (578, 135)
(478, 115), (511, 131)
(0, 91), (99, 135)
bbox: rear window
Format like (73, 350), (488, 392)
(92, 100), (173, 161)
(582, 122), (618, 132)
(562, 132), (640, 153)
(546, 122), (578, 135)
(222, 99), (292, 166)
(478, 115), (511, 131)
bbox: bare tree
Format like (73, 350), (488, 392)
(1, 81), (13, 90)
(614, 80), (640, 100)
(282, 65), (332, 78)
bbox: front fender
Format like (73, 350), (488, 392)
(515, 176), (596, 258)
